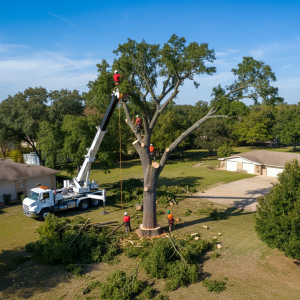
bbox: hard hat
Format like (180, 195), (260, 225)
(167, 210), (170, 214)
(114, 70), (118, 74)
(150, 144), (153, 146)
(136, 115), (139, 118)
(124, 212), (127, 216)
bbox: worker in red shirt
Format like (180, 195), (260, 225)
(123, 212), (131, 233)
(135, 115), (143, 135)
(149, 144), (156, 162)
(113, 70), (122, 85)
(167, 210), (175, 232)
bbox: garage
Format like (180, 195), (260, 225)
(242, 162), (255, 174)
(226, 160), (237, 172)
(0, 181), (16, 200)
(26, 176), (51, 190)
(267, 166), (283, 177)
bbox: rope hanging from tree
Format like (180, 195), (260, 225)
(119, 98), (124, 216)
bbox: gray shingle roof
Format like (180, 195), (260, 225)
(0, 160), (59, 182)
(231, 150), (300, 167)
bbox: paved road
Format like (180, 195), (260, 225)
(192, 176), (277, 212)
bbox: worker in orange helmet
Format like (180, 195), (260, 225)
(123, 212), (131, 233)
(167, 210), (175, 232)
(149, 144), (156, 162)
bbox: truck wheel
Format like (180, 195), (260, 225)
(79, 199), (89, 211)
(39, 209), (52, 221)
(91, 199), (99, 207)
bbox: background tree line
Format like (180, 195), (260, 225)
(1, 84), (299, 174)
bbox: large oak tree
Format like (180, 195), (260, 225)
(87, 35), (282, 237)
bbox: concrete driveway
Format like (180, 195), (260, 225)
(193, 176), (277, 211)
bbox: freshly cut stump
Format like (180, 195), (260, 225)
(137, 224), (163, 238)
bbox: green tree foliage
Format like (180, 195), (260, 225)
(99, 269), (146, 300)
(195, 119), (232, 156)
(37, 89), (85, 169)
(255, 159), (300, 260)
(211, 57), (284, 108)
(274, 103), (300, 151)
(125, 235), (211, 291)
(233, 105), (275, 148)
(60, 115), (96, 175)
(151, 110), (191, 153)
(217, 142), (235, 158)
(0, 87), (48, 164)
(26, 215), (118, 265)
(0, 113), (15, 159)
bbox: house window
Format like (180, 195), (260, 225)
(19, 180), (23, 188)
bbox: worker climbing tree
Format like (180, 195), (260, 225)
(134, 114), (143, 135)
(87, 34), (283, 237)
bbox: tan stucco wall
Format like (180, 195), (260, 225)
(237, 162), (243, 172)
(2, 174), (56, 201)
(262, 165), (267, 176)
(254, 165), (262, 175)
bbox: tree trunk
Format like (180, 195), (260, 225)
(294, 142), (296, 152)
(137, 161), (162, 237)
(0, 146), (5, 159)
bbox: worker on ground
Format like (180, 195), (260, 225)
(167, 210), (175, 232)
(113, 70), (122, 85)
(123, 212), (131, 233)
(135, 115), (143, 135)
(150, 144), (156, 162)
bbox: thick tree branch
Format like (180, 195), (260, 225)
(122, 102), (143, 143)
(141, 71), (158, 102)
(158, 108), (227, 176)
(149, 81), (181, 130)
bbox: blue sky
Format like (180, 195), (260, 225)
(0, 0), (300, 105)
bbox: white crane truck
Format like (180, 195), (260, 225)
(23, 93), (120, 221)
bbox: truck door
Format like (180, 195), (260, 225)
(39, 192), (52, 210)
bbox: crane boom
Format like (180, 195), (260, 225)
(73, 94), (119, 192)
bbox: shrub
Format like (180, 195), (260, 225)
(217, 142), (235, 158)
(11, 149), (24, 163)
(202, 278), (227, 293)
(182, 208), (192, 216)
(2, 194), (11, 205)
(255, 159), (300, 260)
(17, 191), (24, 200)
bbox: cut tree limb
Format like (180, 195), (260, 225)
(107, 222), (125, 236)
(167, 234), (188, 267)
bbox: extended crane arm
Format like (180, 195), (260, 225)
(74, 94), (119, 188)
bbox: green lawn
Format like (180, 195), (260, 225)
(1, 148), (300, 299)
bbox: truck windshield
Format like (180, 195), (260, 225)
(28, 191), (39, 201)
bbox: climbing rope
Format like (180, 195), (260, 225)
(119, 98), (124, 216)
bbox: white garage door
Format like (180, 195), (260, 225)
(0, 182), (16, 202)
(242, 163), (255, 174)
(226, 160), (237, 171)
(267, 167), (283, 177)
(26, 176), (51, 190)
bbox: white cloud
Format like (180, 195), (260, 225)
(276, 77), (300, 89)
(0, 45), (100, 100)
(227, 49), (240, 53)
(46, 12), (77, 29)
(281, 64), (293, 69)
